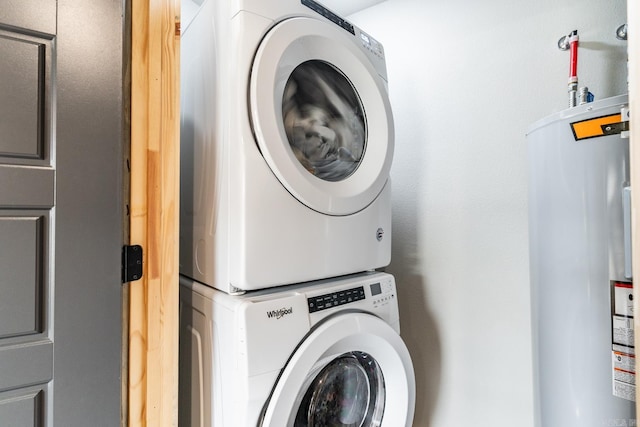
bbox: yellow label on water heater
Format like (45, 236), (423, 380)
(570, 113), (622, 140)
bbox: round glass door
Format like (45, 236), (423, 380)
(258, 313), (415, 427)
(283, 60), (366, 182)
(293, 352), (385, 427)
(250, 17), (394, 216)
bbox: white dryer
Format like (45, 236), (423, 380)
(179, 272), (415, 426)
(180, 0), (395, 293)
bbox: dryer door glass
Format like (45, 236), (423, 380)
(250, 17), (394, 216)
(293, 351), (385, 427)
(282, 60), (366, 182)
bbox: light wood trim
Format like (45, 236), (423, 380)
(631, 0), (640, 410)
(129, 0), (180, 425)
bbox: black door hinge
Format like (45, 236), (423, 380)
(122, 245), (143, 283)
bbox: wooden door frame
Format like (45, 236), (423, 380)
(129, 0), (180, 425)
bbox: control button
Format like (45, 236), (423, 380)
(308, 286), (365, 313)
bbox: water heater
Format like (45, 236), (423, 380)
(527, 94), (635, 426)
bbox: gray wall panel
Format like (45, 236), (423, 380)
(0, 389), (43, 426)
(0, 36), (44, 159)
(0, 0), (123, 424)
(0, 0), (56, 36)
(53, 0), (125, 424)
(0, 216), (43, 338)
(0, 340), (52, 393)
(0, 166), (53, 208)
(0, 2), (57, 425)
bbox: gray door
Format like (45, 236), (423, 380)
(0, 0), (125, 425)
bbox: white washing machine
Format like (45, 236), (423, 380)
(179, 272), (415, 426)
(180, 0), (395, 293)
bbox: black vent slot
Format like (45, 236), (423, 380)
(301, 0), (355, 35)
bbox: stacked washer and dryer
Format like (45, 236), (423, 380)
(179, 0), (416, 425)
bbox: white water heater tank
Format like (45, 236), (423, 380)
(527, 94), (635, 427)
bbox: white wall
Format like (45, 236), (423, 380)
(349, 1), (628, 426)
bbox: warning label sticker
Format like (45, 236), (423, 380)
(570, 113), (622, 140)
(612, 281), (635, 402)
(615, 282), (634, 317)
(613, 316), (635, 347)
(613, 352), (635, 382)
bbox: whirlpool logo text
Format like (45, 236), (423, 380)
(266, 307), (293, 320)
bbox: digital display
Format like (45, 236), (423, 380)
(370, 282), (382, 296)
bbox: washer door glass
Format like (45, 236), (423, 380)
(258, 312), (415, 427)
(294, 351), (385, 427)
(283, 60), (366, 182)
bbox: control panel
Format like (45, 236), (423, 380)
(370, 279), (395, 308)
(358, 30), (384, 59)
(306, 278), (396, 313)
(308, 286), (365, 313)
